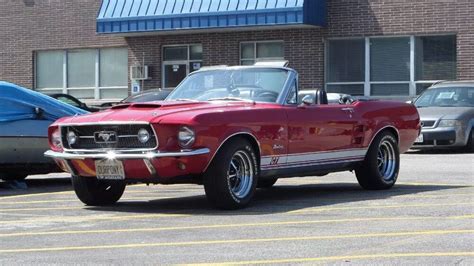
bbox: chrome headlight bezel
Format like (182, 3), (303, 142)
(137, 128), (151, 144)
(178, 126), (196, 148)
(67, 131), (78, 146)
(438, 119), (462, 128)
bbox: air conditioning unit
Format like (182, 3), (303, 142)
(130, 65), (149, 80)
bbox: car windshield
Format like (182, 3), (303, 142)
(415, 87), (474, 108)
(166, 68), (289, 103)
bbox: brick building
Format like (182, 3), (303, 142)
(0, 0), (472, 103)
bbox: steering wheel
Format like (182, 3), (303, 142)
(254, 90), (279, 99)
(253, 90), (279, 102)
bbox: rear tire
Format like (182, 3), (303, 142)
(356, 131), (400, 190)
(72, 176), (126, 206)
(204, 138), (258, 210)
(257, 178), (278, 189)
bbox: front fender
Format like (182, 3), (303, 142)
(202, 128), (261, 172)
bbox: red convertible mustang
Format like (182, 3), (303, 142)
(45, 65), (420, 209)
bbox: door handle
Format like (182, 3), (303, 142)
(341, 108), (354, 113)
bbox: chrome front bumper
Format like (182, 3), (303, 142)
(44, 148), (211, 160)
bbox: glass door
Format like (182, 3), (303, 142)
(162, 45), (203, 90)
(163, 63), (188, 89)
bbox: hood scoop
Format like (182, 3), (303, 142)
(111, 104), (131, 110)
(130, 103), (163, 109)
(111, 103), (163, 110)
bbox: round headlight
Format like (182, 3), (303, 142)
(67, 131), (78, 145)
(137, 128), (150, 143)
(178, 126), (195, 148)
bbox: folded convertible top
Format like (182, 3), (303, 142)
(0, 81), (88, 122)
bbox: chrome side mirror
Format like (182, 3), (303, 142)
(301, 95), (313, 106)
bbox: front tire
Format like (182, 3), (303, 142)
(356, 132), (400, 190)
(204, 138), (258, 209)
(72, 176), (126, 206)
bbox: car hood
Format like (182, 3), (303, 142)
(55, 101), (270, 125)
(417, 107), (474, 120)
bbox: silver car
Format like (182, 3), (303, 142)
(412, 81), (474, 151)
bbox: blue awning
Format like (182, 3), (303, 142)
(97, 0), (326, 34)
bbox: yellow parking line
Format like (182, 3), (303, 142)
(277, 181), (473, 187)
(1, 201), (471, 214)
(0, 197), (172, 205)
(0, 182), (468, 201)
(0, 199), (80, 205)
(0, 191), (73, 200)
(0, 215), (472, 238)
(185, 252), (474, 265)
(400, 193), (474, 199)
(288, 202), (474, 214)
(397, 182), (473, 187)
(0, 229), (472, 254)
(0, 206), (85, 212)
(0, 187), (198, 201)
(0, 213), (189, 225)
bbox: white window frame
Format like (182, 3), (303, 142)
(35, 47), (129, 100)
(325, 34), (456, 97)
(161, 44), (203, 90)
(240, 41), (285, 65)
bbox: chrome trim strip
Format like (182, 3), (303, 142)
(78, 136), (95, 139)
(277, 70), (298, 105)
(261, 148), (368, 158)
(44, 148), (210, 160)
(261, 158), (364, 170)
(260, 148), (367, 167)
(203, 132), (262, 172)
(58, 121), (151, 126)
(368, 125), (400, 147)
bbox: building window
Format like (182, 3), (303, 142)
(325, 35), (457, 97)
(415, 35), (457, 94)
(36, 51), (63, 89)
(326, 39), (365, 96)
(240, 41), (284, 65)
(162, 44), (203, 89)
(370, 37), (410, 96)
(35, 47), (128, 100)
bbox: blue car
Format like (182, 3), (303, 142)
(0, 82), (87, 180)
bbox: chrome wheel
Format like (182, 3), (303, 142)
(227, 150), (254, 199)
(377, 139), (396, 180)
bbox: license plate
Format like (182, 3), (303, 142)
(415, 134), (424, 143)
(95, 160), (125, 180)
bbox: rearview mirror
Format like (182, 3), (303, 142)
(301, 95), (313, 106)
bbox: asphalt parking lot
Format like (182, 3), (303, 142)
(0, 151), (473, 265)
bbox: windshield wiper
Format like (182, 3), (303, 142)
(208, 97), (253, 102)
(172, 98), (199, 102)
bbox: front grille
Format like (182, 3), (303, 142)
(421, 120), (436, 128)
(61, 124), (157, 150)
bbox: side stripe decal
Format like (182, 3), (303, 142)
(261, 148), (367, 170)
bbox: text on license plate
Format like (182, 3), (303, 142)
(415, 134), (424, 143)
(95, 160), (125, 180)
